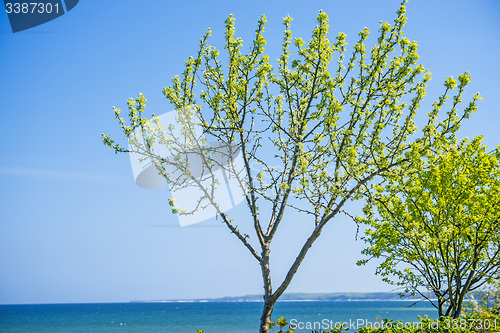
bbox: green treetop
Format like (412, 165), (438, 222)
(359, 136), (500, 318)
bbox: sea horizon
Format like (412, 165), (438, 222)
(0, 291), (435, 305)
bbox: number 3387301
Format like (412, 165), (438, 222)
(5, 2), (60, 14)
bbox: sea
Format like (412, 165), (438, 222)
(0, 300), (438, 333)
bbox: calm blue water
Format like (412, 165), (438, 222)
(0, 301), (437, 332)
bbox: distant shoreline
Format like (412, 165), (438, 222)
(130, 292), (435, 303)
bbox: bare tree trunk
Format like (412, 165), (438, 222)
(259, 297), (275, 333)
(259, 245), (275, 333)
(455, 261), (478, 319)
(438, 298), (443, 318)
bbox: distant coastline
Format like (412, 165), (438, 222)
(130, 292), (434, 303)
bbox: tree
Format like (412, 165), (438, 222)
(358, 136), (500, 318)
(102, 2), (481, 332)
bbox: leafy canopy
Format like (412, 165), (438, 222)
(103, 2), (480, 233)
(358, 136), (500, 318)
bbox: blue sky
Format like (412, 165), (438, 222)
(0, 0), (499, 304)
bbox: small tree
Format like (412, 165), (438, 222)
(358, 137), (500, 318)
(102, 2), (481, 332)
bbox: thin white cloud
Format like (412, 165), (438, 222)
(149, 224), (224, 228)
(0, 166), (125, 182)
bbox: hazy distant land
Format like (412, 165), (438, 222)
(131, 292), (432, 303)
